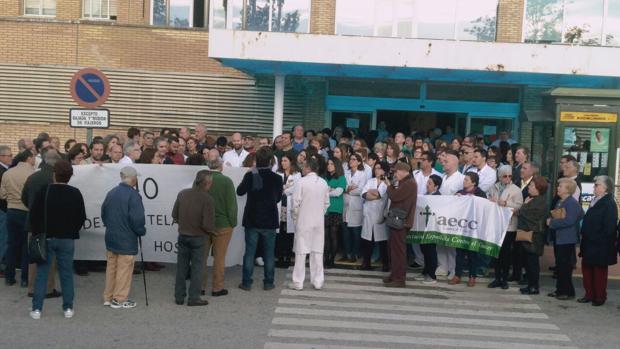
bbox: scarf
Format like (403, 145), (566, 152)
(251, 166), (271, 191)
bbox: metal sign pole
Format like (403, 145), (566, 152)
(86, 128), (93, 145)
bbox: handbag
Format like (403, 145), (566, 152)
(550, 207), (566, 219)
(29, 186), (50, 264)
(386, 207), (407, 230)
(515, 229), (533, 243)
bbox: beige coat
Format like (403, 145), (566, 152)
(0, 162), (34, 211)
(292, 173), (331, 254)
(488, 182), (523, 232)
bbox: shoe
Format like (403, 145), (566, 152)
(0, 271), (4, 278)
(520, 287), (539, 295)
(592, 300), (605, 306)
(175, 299), (184, 305)
(487, 279), (501, 288)
(384, 281), (406, 288)
(413, 274), (426, 281)
(28, 292), (33, 297)
(110, 299), (137, 309)
(382, 276), (392, 284)
(548, 266), (556, 271)
(577, 297), (591, 304)
(46, 289), (62, 299)
(212, 289), (229, 296)
(29, 310), (41, 320)
(422, 276), (437, 285)
(409, 261), (423, 269)
(467, 277), (476, 287)
(288, 283), (303, 291)
(555, 294), (574, 301)
(187, 299), (209, 306)
(547, 292), (558, 297)
(20, 280), (27, 288)
(500, 281), (509, 290)
(255, 257), (265, 266)
(238, 283), (251, 291)
(313, 284), (323, 290)
(103, 300), (111, 306)
(5, 279), (16, 286)
(263, 284), (275, 291)
(63, 308), (74, 319)
(201, 290), (206, 296)
(448, 276), (461, 285)
(435, 268), (448, 277)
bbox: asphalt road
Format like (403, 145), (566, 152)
(1, 265), (619, 349)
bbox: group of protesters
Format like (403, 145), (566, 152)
(0, 121), (618, 319)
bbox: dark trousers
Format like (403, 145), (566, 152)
(555, 244), (575, 297)
(455, 248), (482, 278)
(524, 250), (540, 289)
(582, 263), (608, 302)
(421, 244), (437, 279)
(495, 231), (515, 281)
(343, 225), (362, 260)
(175, 235), (206, 302)
(505, 231), (522, 279)
(275, 230), (293, 260)
(5, 209), (28, 282)
(388, 228), (407, 283)
(324, 213), (341, 263)
(361, 236), (387, 268)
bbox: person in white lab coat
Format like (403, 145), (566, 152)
(275, 154), (301, 268)
(289, 159), (331, 291)
(340, 153), (367, 263)
(360, 161), (390, 271)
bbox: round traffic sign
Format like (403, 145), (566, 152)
(70, 68), (110, 109)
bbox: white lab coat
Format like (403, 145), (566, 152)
(292, 172), (330, 254)
(343, 169), (367, 227)
(277, 172), (301, 234)
(361, 178), (389, 242)
(222, 149), (249, 167)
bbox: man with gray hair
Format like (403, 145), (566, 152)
(172, 170), (215, 306)
(101, 167), (146, 309)
(119, 141), (141, 165)
(201, 154), (237, 297)
(519, 161), (539, 199)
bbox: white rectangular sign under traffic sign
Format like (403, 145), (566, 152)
(69, 109), (110, 128)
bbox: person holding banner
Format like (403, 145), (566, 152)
(450, 172), (487, 287)
(383, 161), (417, 288)
(487, 165), (523, 290)
(547, 178), (582, 301)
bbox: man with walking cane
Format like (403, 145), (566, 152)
(101, 167), (146, 309)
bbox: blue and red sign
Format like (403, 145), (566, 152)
(70, 68), (110, 109)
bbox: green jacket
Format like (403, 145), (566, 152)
(326, 176), (347, 214)
(208, 171), (238, 229)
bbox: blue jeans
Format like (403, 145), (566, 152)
(0, 210), (7, 267)
(242, 228), (276, 288)
(5, 209), (28, 282)
(32, 239), (75, 311)
(343, 225), (361, 260)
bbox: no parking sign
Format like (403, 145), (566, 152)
(69, 68), (111, 129)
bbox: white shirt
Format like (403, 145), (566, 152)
(467, 164), (496, 193)
(118, 155), (133, 165)
(363, 163), (373, 180)
(440, 171), (465, 195)
(222, 148), (249, 167)
(413, 168), (441, 195)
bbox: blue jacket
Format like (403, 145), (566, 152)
(549, 196), (583, 245)
(101, 183), (146, 255)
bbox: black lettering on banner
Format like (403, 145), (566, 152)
(163, 241), (174, 253)
(142, 177), (158, 200)
(154, 240), (163, 252)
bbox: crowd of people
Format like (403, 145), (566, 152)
(0, 122), (619, 319)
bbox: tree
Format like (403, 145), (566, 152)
(464, 16), (496, 41)
(525, 0), (563, 43)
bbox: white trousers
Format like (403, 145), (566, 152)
(436, 246), (456, 275)
(292, 252), (324, 289)
(412, 243), (425, 266)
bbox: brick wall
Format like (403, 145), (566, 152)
(310, 0), (335, 35)
(56, 0), (81, 20)
(496, 0), (525, 43)
(0, 0), (20, 16)
(117, 0), (150, 25)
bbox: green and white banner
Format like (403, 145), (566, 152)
(407, 196), (514, 258)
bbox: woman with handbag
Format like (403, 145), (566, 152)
(517, 176), (549, 295)
(29, 160), (86, 320)
(450, 172), (487, 287)
(577, 175), (618, 306)
(547, 178), (583, 301)
(360, 161), (390, 271)
(487, 165), (524, 290)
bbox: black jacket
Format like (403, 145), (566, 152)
(0, 164), (7, 212)
(580, 194), (618, 267)
(517, 195), (548, 256)
(30, 184), (86, 239)
(237, 169), (283, 229)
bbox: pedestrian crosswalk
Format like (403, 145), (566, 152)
(264, 268), (576, 349)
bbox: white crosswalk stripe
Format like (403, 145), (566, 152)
(264, 268), (576, 349)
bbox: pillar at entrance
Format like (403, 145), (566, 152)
(273, 74), (285, 139)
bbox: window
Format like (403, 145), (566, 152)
(335, 0), (497, 41)
(83, 0), (118, 20)
(524, 0), (619, 46)
(24, 0), (56, 16)
(225, 0), (310, 32)
(153, 0), (209, 28)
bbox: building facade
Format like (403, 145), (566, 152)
(1, 0), (620, 187)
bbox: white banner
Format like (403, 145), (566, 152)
(69, 164), (249, 266)
(408, 196), (513, 257)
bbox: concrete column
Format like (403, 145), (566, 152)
(273, 74), (285, 139)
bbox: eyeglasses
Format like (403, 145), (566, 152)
(502, 175), (512, 178)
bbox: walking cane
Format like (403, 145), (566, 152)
(138, 236), (149, 307)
